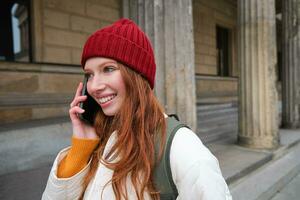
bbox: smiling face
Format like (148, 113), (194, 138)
(84, 57), (126, 116)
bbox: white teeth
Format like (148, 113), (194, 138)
(98, 94), (116, 104)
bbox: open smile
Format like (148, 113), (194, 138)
(98, 94), (117, 104)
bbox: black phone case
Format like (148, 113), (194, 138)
(79, 75), (99, 125)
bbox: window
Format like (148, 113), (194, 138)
(216, 25), (230, 77)
(0, 0), (31, 62)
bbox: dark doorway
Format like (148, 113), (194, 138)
(216, 25), (230, 77)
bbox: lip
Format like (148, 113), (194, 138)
(94, 93), (116, 99)
(97, 94), (117, 108)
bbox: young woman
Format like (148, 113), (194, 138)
(42, 18), (232, 200)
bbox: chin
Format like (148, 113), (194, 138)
(102, 108), (118, 116)
(100, 100), (123, 116)
(103, 112), (115, 116)
(103, 111), (115, 117)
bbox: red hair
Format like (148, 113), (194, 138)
(80, 64), (166, 200)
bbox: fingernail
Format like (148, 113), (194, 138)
(80, 109), (85, 113)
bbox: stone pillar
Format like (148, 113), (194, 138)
(282, 0), (300, 128)
(123, 0), (197, 130)
(237, 0), (279, 149)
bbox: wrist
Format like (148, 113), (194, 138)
(69, 136), (100, 158)
(73, 133), (99, 140)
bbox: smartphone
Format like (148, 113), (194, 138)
(78, 75), (99, 125)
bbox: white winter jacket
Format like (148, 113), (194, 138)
(42, 127), (232, 200)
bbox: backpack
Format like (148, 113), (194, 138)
(153, 115), (189, 200)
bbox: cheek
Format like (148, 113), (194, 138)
(113, 73), (126, 96)
(117, 79), (126, 97)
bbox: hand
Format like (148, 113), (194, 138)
(69, 82), (98, 139)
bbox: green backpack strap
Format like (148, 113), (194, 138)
(153, 115), (189, 200)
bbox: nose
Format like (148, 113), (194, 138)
(88, 75), (106, 95)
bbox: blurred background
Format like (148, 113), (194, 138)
(0, 0), (299, 199)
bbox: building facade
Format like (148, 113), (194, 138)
(0, 0), (299, 149)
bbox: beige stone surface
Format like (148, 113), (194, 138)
(0, 71), (82, 94)
(31, 0), (121, 65)
(198, 0), (236, 16)
(36, 73), (82, 93)
(195, 65), (217, 75)
(238, 0), (279, 149)
(44, 9), (70, 29)
(196, 77), (238, 97)
(0, 106), (69, 124)
(31, 106), (69, 119)
(31, 0), (43, 62)
(281, 0), (300, 128)
(193, 0), (237, 76)
(44, 46), (72, 64)
(0, 108), (32, 124)
(0, 62), (82, 123)
(71, 48), (83, 65)
(127, 0), (197, 130)
(43, 0), (85, 15)
(44, 28), (87, 48)
(202, 55), (216, 65)
(70, 15), (100, 33)
(0, 72), (39, 93)
(86, 2), (120, 21)
(86, 0), (121, 9)
(195, 45), (217, 56)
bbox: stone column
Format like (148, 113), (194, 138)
(237, 0), (279, 149)
(123, 0), (197, 130)
(282, 0), (300, 128)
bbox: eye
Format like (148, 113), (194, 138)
(103, 66), (116, 73)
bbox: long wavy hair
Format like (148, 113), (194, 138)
(80, 64), (166, 200)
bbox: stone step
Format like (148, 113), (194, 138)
(197, 105), (238, 114)
(197, 107), (238, 120)
(197, 121), (238, 140)
(198, 122), (237, 135)
(197, 97), (238, 105)
(197, 115), (238, 128)
(197, 119), (237, 133)
(197, 117), (238, 144)
(197, 102), (236, 112)
(199, 128), (237, 144)
(196, 102), (238, 144)
(229, 137), (300, 200)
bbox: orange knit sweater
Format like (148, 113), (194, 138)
(57, 136), (100, 178)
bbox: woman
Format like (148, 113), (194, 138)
(42, 18), (232, 200)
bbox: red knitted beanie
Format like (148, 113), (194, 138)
(81, 18), (156, 89)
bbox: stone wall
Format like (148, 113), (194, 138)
(193, 0), (237, 76)
(0, 0), (122, 124)
(1, 0), (240, 124)
(0, 62), (83, 124)
(193, 0), (238, 103)
(196, 76), (238, 104)
(32, 0), (121, 64)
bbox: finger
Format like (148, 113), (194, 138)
(69, 106), (85, 121)
(74, 82), (83, 98)
(70, 95), (87, 108)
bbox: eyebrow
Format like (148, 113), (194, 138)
(84, 61), (118, 71)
